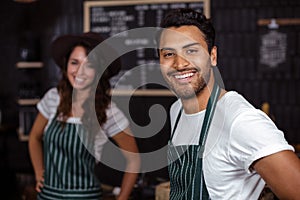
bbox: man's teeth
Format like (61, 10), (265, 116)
(174, 73), (194, 79)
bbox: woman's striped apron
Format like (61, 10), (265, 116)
(38, 119), (102, 200)
(168, 83), (220, 200)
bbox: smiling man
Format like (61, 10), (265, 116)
(158, 8), (300, 200)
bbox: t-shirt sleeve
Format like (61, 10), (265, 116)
(228, 109), (294, 173)
(102, 102), (129, 137)
(36, 88), (60, 119)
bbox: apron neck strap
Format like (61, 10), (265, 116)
(170, 82), (221, 144)
(199, 82), (220, 145)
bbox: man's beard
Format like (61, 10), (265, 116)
(170, 69), (211, 100)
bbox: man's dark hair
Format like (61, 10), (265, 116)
(158, 8), (215, 53)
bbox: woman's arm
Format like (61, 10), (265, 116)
(28, 112), (48, 192)
(253, 150), (300, 199)
(112, 127), (140, 200)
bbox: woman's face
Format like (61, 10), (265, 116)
(67, 45), (96, 91)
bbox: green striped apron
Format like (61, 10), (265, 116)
(38, 119), (102, 200)
(168, 83), (220, 200)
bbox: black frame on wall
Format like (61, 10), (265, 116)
(83, 0), (210, 92)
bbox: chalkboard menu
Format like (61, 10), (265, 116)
(84, 0), (210, 90)
(258, 28), (290, 73)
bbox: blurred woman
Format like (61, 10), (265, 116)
(28, 32), (140, 200)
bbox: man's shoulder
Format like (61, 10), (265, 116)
(221, 91), (254, 111)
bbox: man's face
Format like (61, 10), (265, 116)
(159, 25), (216, 99)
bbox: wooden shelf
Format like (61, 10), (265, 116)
(16, 61), (43, 69)
(18, 133), (29, 142)
(111, 89), (175, 96)
(257, 18), (300, 26)
(17, 126), (28, 142)
(18, 98), (40, 105)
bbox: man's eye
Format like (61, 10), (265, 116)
(186, 49), (198, 54)
(163, 52), (174, 58)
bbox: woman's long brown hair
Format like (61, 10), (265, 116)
(56, 41), (111, 128)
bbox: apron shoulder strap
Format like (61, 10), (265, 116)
(170, 107), (183, 141)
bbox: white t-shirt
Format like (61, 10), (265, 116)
(170, 91), (294, 200)
(37, 87), (129, 161)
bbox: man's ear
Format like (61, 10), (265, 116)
(210, 46), (217, 66)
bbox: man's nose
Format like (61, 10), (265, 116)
(174, 54), (190, 70)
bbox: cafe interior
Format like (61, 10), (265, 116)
(0, 0), (300, 199)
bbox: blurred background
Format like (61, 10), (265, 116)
(0, 0), (300, 199)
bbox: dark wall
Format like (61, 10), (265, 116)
(0, 0), (84, 197)
(1, 0), (299, 140)
(211, 0), (300, 144)
(0, 0), (83, 125)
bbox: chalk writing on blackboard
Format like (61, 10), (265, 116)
(259, 30), (287, 68)
(84, 0), (210, 89)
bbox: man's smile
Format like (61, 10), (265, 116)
(168, 69), (198, 84)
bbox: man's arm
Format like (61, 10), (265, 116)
(253, 150), (300, 199)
